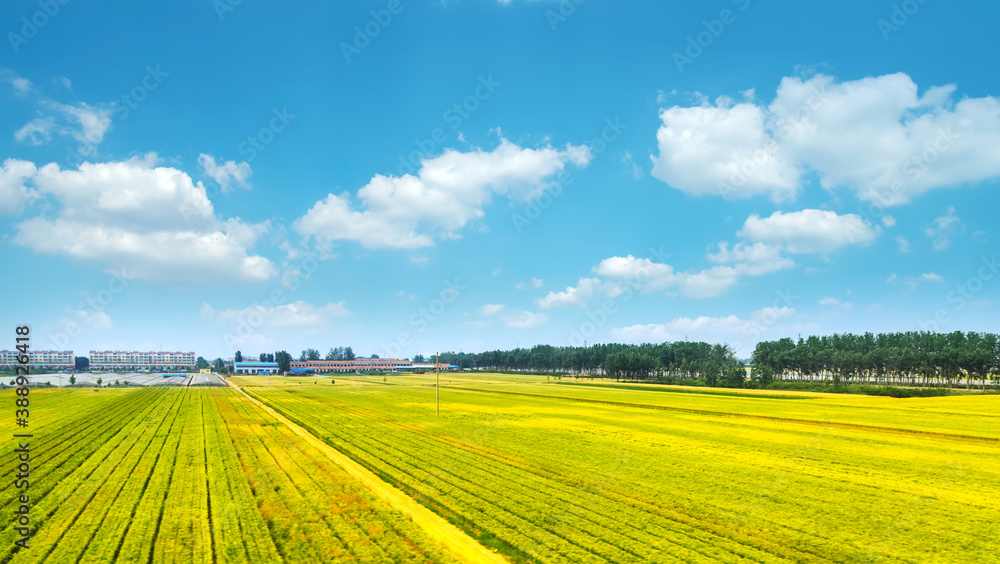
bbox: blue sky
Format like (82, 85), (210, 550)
(1, 0), (997, 360)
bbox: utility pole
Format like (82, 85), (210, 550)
(435, 352), (440, 417)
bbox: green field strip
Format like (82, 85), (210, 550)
(268, 389), (989, 560)
(9, 389), (182, 563)
(292, 391), (837, 560)
(443, 386), (1000, 443)
(152, 390), (213, 563)
(265, 388), (836, 563)
(203, 389), (282, 563)
(310, 404), (746, 563)
(78, 390), (190, 563)
(113, 392), (187, 564)
(242, 409), (390, 561)
(227, 388), (390, 561)
(225, 386), (459, 563)
(0, 390), (168, 562)
(237, 409), (431, 562)
(418, 391), (989, 560)
(0, 388), (158, 488)
(248, 391), (598, 563)
(223, 394), (357, 562)
(37, 390), (187, 564)
(554, 381), (814, 400)
(250, 389), (729, 563)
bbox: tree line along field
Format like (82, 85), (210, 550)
(1, 387), (458, 563)
(237, 373), (1000, 563)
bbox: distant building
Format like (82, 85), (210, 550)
(290, 358), (412, 373)
(89, 351), (196, 370)
(234, 361), (280, 375)
(288, 358), (460, 373)
(0, 350), (74, 369)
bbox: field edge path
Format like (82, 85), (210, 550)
(226, 380), (508, 564)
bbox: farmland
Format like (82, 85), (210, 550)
(4, 373), (999, 563)
(1, 386), (458, 563)
(239, 373), (1000, 563)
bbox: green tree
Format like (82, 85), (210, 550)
(196, 356), (209, 370)
(275, 351), (292, 374)
(74, 356), (90, 370)
(69, 375), (76, 386)
(234, 350), (243, 362)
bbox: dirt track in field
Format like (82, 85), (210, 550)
(226, 379), (508, 564)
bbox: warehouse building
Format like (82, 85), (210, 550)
(89, 350), (196, 370)
(289, 358), (412, 373)
(233, 361), (280, 375)
(0, 350), (74, 369)
(289, 358), (457, 373)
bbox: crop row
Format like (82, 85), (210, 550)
(1, 389), (170, 562)
(251, 388), (816, 564)
(2, 386), (470, 562)
(213, 386), (457, 563)
(6, 389), (186, 563)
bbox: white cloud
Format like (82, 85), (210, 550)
(924, 206), (963, 251)
(14, 116), (55, 145)
(610, 306), (797, 356)
(593, 255), (675, 285)
(477, 303), (548, 329)
(70, 309), (113, 330)
(491, 268), (501, 276)
(500, 309), (548, 329)
(204, 300), (352, 328)
(515, 277), (544, 290)
(548, 209), (876, 305)
(550, 241), (796, 304)
(0, 159), (37, 215)
(882, 215), (896, 227)
(705, 241), (793, 275)
(741, 209), (878, 253)
(889, 271), (943, 289)
(55, 75), (73, 92)
(651, 72), (1000, 204)
(50, 101), (113, 148)
(409, 256), (431, 266)
(198, 154), (252, 192)
(3, 72), (32, 97)
(621, 151), (643, 179)
(537, 277), (606, 309)
(12, 155), (275, 283)
(651, 99), (800, 202)
(819, 297), (853, 310)
(294, 138), (591, 250)
(480, 304), (507, 316)
(895, 235), (911, 253)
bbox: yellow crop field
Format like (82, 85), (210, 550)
(5, 374), (998, 562)
(241, 372), (1000, 563)
(1, 387), (457, 563)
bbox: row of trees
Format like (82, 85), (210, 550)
(436, 342), (744, 383)
(751, 331), (1000, 388)
(234, 348), (363, 363)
